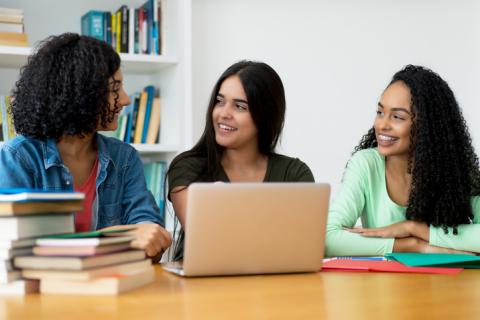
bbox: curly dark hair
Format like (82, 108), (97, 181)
(11, 33), (121, 140)
(355, 65), (480, 233)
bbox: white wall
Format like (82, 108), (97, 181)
(191, 0), (480, 195)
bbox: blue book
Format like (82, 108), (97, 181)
(141, 86), (155, 143)
(81, 11), (105, 41)
(142, 0), (154, 54)
(104, 11), (112, 44)
(0, 189), (85, 202)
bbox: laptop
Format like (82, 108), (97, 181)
(162, 182), (330, 277)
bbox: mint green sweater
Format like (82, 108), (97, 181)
(325, 148), (480, 257)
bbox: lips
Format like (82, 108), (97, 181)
(377, 134), (399, 147)
(218, 123), (237, 132)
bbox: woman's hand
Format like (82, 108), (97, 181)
(345, 221), (430, 241)
(101, 224), (172, 259)
(394, 237), (474, 254)
(345, 221), (415, 238)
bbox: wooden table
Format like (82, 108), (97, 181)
(2, 265), (480, 319)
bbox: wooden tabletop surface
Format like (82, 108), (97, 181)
(3, 265), (480, 320)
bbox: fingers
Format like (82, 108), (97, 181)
(344, 228), (364, 233)
(128, 224), (172, 258)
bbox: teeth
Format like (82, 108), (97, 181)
(378, 134), (397, 141)
(219, 123), (236, 131)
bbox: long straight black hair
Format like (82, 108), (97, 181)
(168, 60), (286, 184)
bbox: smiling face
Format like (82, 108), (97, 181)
(212, 75), (258, 151)
(374, 81), (414, 157)
(100, 69), (131, 131)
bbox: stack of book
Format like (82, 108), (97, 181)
(81, 0), (163, 55)
(15, 229), (155, 295)
(0, 7), (28, 47)
(0, 189), (84, 295)
(0, 95), (15, 142)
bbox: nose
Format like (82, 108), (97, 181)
(120, 89), (131, 107)
(377, 115), (392, 131)
(219, 102), (233, 118)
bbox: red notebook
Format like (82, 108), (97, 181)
(322, 259), (462, 275)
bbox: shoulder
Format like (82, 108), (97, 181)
(97, 134), (137, 160)
(169, 153), (207, 179)
(1, 135), (43, 156)
(268, 153), (314, 182)
(347, 148), (384, 171)
(168, 153), (207, 192)
(270, 153), (308, 167)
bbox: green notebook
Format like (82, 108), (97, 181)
(386, 253), (480, 269)
(40, 227), (135, 239)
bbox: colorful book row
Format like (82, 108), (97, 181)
(102, 85), (161, 145)
(81, 0), (163, 55)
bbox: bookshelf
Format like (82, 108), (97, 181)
(0, 0), (193, 231)
(0, 0), (193, 158)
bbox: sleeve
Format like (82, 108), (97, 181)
(121, 148), (164, 227)
(325, 152), (395, 257)
(290, 159), (315, 182)
(167, 156), (203, 198)
(429, 196), (480, 252)
(0, 144), (36, 188)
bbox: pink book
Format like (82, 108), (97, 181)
(322, 259), (462, 275)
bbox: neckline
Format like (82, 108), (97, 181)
(220, 155), (272, 182)
(379, 152), (407, 209)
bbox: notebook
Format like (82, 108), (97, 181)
(163, 182), (330, 277)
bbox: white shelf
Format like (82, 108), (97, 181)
(0, 46), (30, 68)
(0, 45), (177, 73)
(132, 143), (179, 154)
(0, 141), (179, 155)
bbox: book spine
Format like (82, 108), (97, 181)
(104, 12), (112, 45)
(80, 11), (104, 41)
(121, 5), (128, 53)
(141, 86), (155, 143)
(134, 9), (139, 54)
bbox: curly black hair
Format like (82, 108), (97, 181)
(11, 33), (121, 140)
(355, 65), (480, 233)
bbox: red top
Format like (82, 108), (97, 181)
(74, 158), (99, 232)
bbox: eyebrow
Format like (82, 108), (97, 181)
(377, 102), (411, 114)
(217, 93), (248, 104)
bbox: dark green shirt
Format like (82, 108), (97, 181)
(167, 153), (315, 260)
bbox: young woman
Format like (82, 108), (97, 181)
(326, 65), (480, 256)
(168, 60), (314, 260)
(0, 33), (171, 259)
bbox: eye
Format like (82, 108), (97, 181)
(376, 110), (384, 117)
(236, 103), (248, 111)
(392, 114), (405, 121)
(215, 97), (225, 106)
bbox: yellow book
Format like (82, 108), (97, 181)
(116, 11), (121, 53)
(0, 31), (28, 47)
(111, 13), (116, 51)
(146, 97), (161, 144)
(133, 91), (148, 144)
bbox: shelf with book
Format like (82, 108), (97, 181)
(0, 0), (192, 152)
(0, 0), (192, 232)
(0, 45), (178, 73)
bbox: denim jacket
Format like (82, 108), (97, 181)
(0, 134), (163, 229)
